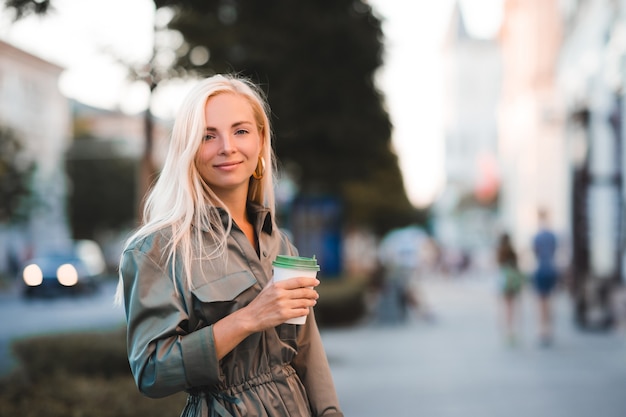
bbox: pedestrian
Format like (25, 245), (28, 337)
(531, 208), (560, 346)
(496, 232), (524, 345)
(115, 74), (343, 417)
(376, 226), (430, 324)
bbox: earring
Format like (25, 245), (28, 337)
(252, 156), (265, 180)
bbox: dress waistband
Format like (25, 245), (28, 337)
(216, 363), (296, 395)
(184, 364), (296, 417)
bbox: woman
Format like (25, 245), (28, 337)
(496, 232), (524, 345)
(116, 74), (343, 417)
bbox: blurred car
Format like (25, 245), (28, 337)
(21, 240), (106, 298)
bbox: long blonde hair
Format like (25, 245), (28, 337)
(117, 74), (276, 297)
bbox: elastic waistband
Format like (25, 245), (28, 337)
(217, 364), (296, 395)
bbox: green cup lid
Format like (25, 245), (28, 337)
(272, 255), (320, 271)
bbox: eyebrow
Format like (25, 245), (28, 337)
(205, 121), (254, 131)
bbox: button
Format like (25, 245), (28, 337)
(262, 251), (268, 257)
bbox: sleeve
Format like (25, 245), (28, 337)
(291, 308), (344, 417)
(120, 248), (221, 398)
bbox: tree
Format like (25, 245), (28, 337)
(0, 126), (36, 224)
(65, 132), (137, 240)
(2, 0), (425, 235)
(156, 0), (421, 234)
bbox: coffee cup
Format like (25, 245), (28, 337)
(272, 255), (320, 324)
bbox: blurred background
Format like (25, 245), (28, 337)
(1, 0), (626, 416)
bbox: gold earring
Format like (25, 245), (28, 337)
(252, 156), (265, 180)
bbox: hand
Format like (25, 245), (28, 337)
(242, 277), (320, 331)
(212, 276), (320, 359)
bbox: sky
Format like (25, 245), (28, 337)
(0, 0), (503, 208)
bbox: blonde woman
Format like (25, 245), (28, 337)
(116, 74), (343, 417)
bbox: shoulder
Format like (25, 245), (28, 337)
(276, 227), (299, 256)
(123, 227), (173, 260)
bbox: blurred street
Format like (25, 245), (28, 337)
(0, 279), (126, 376)
(321, 273), (626, 417)
(2, 272), (626, 417)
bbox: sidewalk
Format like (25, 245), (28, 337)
(320, 273), (626, 417)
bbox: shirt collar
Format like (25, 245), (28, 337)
(247, 202), (274, 235)
(211, 203), (274, 235)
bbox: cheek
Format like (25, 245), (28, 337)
(194, 151), (210, 179)
(195, 146), (211, 165)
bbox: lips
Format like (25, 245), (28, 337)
(214, 160), (243, 170)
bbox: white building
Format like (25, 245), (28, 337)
(497, 0), (568, 267)
(557, 0), (625, 328)
(433, 2), (502, 268)
(0, 40), (72, 274)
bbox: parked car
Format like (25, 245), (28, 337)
(21, 240), (106, 298)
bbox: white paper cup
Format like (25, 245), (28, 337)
(272, 255), (320, 324)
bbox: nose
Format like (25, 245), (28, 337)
(219, 134), (236, 154)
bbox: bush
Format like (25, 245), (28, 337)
(0, 329), (186, 417)
(10, 329), (130, 381)
(316, 276), (368, 327)
(0, 373), (187, 417)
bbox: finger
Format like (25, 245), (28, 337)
(276, 288), (318, 305)
(277, 277), (320, 289)
(280, 297), (317, 311)
(272, 286), (318, 303)
(269, 301), (314, 325)
(287, 287), (319, 300)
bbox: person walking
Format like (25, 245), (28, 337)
(116, 74), (343, 417)
(496, 232), (524, 345)
(531, 208), (560, 346)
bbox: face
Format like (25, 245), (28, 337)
(195, 92), (263, 201)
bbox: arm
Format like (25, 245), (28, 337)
(121, 248), (220, 398)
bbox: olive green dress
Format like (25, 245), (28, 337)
(120, 205), (343, 417)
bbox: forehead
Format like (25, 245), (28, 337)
(204, 92), (255, 125)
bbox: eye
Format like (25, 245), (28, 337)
(235, 129), (249, 135)
(203, 133), (215, 141)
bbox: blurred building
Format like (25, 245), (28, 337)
(0, 40), (72, 274)
(68, 100), (172, 268)
(71, 101), (171, 167)
(557, 0), (625, 329)
(433, 2), (502, 270)
(498, 0), (568, 261)
(0, 39), (173, 278)
(495, 0), (625, 329)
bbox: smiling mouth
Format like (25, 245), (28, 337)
(214, 161), (242, 169)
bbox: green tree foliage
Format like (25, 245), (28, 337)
(65, 133), (137, 239)
(1, 0), (425, 235)
(156, 0), (421, 234)
(0, 126), (36, 223)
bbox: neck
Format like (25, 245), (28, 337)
(217, 189), (257, 250)
(216, 189), (248, 224)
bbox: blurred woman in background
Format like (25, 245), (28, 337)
(496, 232), (525, 345)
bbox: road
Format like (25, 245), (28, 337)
(320, 273), (626, 417)
(0, 279), (126, 375)
(2, 272), (626, 417)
